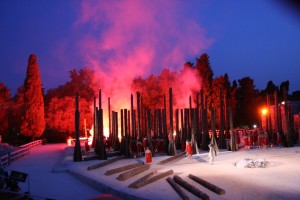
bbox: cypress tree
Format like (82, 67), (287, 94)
(20, 54), (45, 139)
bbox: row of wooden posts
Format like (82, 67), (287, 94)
(74, 88), (238, 161)
(264, 89), (296, 147)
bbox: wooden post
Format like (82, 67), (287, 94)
(117, 164), (150, 181)
(229, 107), (237, 151)
(97, 108), (107, 160)
(274, 90), (279, 132)
(175, 109), (181, 150)
(128, 170), (157, 188)
(92, 96), (97, 148)
(158, 109), (162, 138)
(173, 175), (209, 200)
(137, 92), (141, 139)
(166, 177), (190, 200)
(73, 93), (82, 162)
(211, 108), (216, 145)
(219, 88), (226, 149)
(131, 94), (136, 139)
(147, 109), (154, 155)
(283, 86), (293, 147)
(201, 90), (209, 151)
(188, 174), (225, 195)
(133, 170), (174, 189)
(104, 162), (144, 176)
(108, 97), (111, 139)
(169, 88), (176, 156)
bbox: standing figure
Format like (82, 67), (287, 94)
(208, 136), (219, 165)
(185, 140), (192, 158)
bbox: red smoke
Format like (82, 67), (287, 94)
(75, 1), (212, 113)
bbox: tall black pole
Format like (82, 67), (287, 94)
(73, 93), (82, 161)
(169, 88), (176, 155)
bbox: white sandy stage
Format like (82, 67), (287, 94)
(7, 144), (300, 200)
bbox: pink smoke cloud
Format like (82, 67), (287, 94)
(74, 0), (213, 111)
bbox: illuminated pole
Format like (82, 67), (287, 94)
(229, 107), (237, 151)
(169, 87), (176, 155)
(108, 97), (111, 139)
(73, 93), (82, 162)
(137, 92), (141, 139)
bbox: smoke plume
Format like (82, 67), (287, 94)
(75, 0), (213, 110)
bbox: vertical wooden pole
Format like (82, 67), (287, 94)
(137, 92), (141, 139)
(274, 90), (279, 132)
(73, 93), (82, 161)
(108, 97), (111, 139)
(169, 88), (176, 155)
(219, 88), (226, 149)
(229, 107), (237, 151)
(201, 90), (209, 151)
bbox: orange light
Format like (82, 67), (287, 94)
(261, 108), (268, 115)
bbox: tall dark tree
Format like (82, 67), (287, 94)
(20, 54), (45, 139)
(236, 77), (260, 128)
(195, 53), (214, 108)
(279, 81), (290, 101)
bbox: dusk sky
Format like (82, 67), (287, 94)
(1, 0), (300, 95)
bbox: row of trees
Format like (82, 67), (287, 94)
(0, 53), (299, 144)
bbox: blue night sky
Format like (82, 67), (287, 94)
(1, 0), (300, 95)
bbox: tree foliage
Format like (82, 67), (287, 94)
(0, 83), (11, 135)
(195, 53), (214, 108)
(45, 96), (92, 135)
(20, 54), (45, 139)
(45, 67), (96, 105)
(236, 77), (260, 128)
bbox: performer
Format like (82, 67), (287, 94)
(185, 140), (192, 158)
(208, 136), (219, 165)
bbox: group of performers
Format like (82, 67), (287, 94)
(235, 130), (283, 149)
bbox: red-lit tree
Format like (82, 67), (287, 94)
(195, 53), (214, 109)
(45, 67), (96, 105)
(45, 96), (92, 135)
(20, 54), (45, 139)
(0, 83), (11, 136)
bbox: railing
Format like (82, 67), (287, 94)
(0, 140), (43, 168)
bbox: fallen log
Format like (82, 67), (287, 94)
(156, 151), (186, 165)
(105, 162), (144, 176)
(117, 164), (150, 181)
(128, 170), (157, 188)
(173, 175), (209, 200)
(166, 177), (190, 200)
(133, 170), (174, 189)
(87, 156), (123, 170)
(188, 174), (225, 195)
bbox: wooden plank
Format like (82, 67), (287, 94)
(117, 164), (150, 181)
(166, 177), (190, 200)
(188, 174), (225, 195)
(87, 156), (123, 170)
(173, 175), (209, 200)
(156, 151), (185, 165)
(105, 162), (144, 176)
(133, 170), (174, 189)
(128, 170), (157, 188)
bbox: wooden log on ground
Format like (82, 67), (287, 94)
(173, 175), (209, 200)
(105, 162), (144, 176)
(117, 164), (150, 181)
(157, 151), (186, 165)
(188, 174), (225, 195)
(166, 177), (190, 200)
(133, 170), (174, 189)
(87, 156), (123, 170)
(128, 170), (157, 188)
